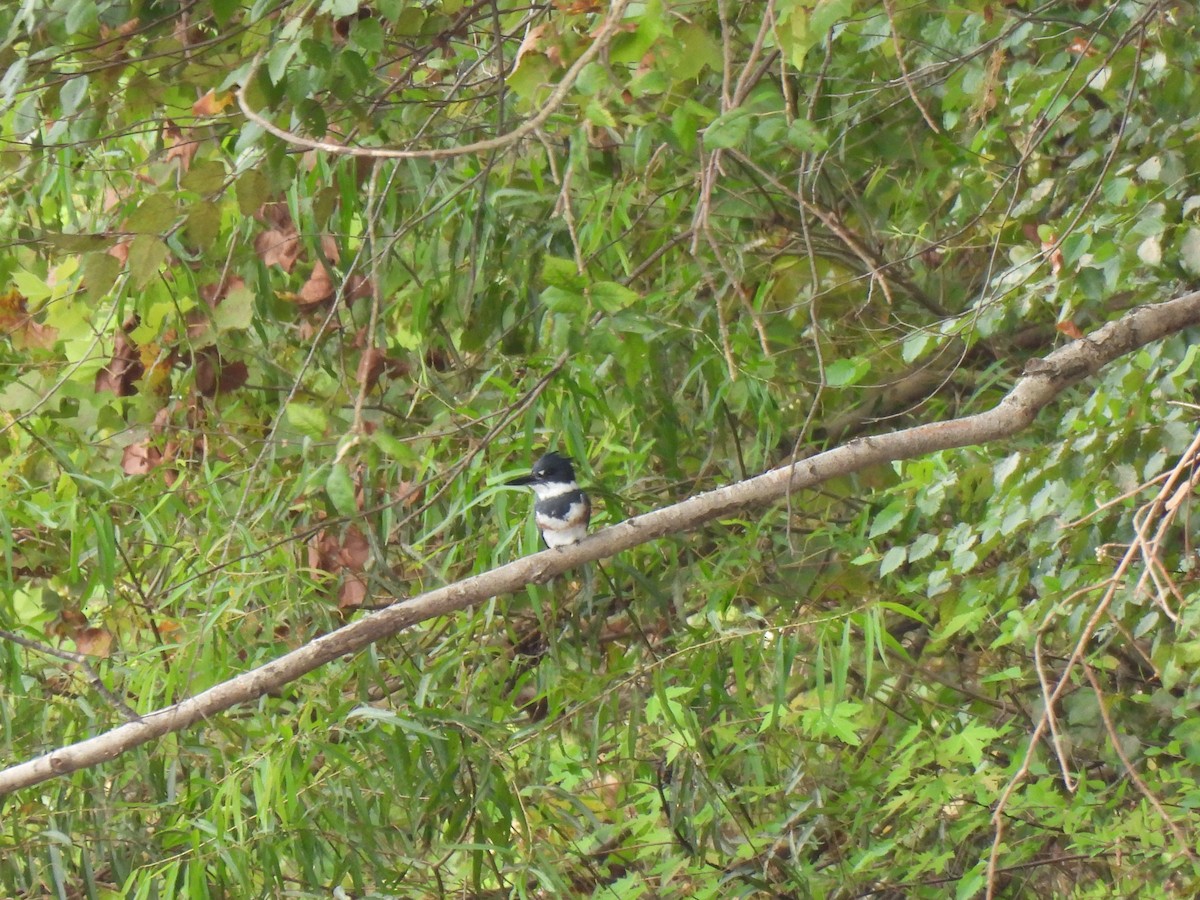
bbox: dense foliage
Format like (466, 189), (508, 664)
(4, 0), (1200, 896)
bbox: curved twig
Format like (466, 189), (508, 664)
(235, 0), (632, 160)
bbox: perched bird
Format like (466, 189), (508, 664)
(508, 452), (591, 548)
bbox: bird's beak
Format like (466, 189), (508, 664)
(507, 474), (535, 486)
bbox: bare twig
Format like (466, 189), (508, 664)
(0, 629), (140, 722)
(987, 417), (1200, 897)
(235, 0), (632, 161)
(1082, 662), (1195, 860)
(882, 0), (941, 133)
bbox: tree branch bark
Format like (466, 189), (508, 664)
(3, 292), (1200, 796)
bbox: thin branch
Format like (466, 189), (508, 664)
(1082, 662), (1195, 861)
(235, 0), (632, 161)
(986, 413), (1200, 897)
(4, 291), (1200, 795)
(0, 629), (140, 722)
(882, 0), (941, 134)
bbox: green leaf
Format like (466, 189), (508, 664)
(128, 235), (169, 289)
(955, 865), (986, 900)
(781, 0), (853, 67)
(285, 403), (328, 438)
(128, 195), (177, 234)
(212, 0), (240, 24)
(785, 118), (829, 151)
(268, 40), (300, 84)
(344, 706), (443, 738)
(299, 99), (328, 137)
(0, 58), (27, 107)
(703, 108), (752, 150)
(507, 54), (554, 102)
(540, 286), (586, 314)
(824, 357), (870, 387)
(60, 75), (89, 116)
(12, 269), (51, 302)
(588, 281), (639, 312)
(585, 100), (617, 128)
(181, 160), (228, 195)
(879, 546), (906, 576)
(670, 23), (723, 81)
(940, 607), (985, 639)
(609, 0), (664, 64)
(902, 331), (931, 363)
(351, 16), (384, 52)
(185, 202), (221, 250)
(326, 463), (357, 517)
(541, 256), (587, 292)
(213, 284), (255, 332)
(65, 0), (97, 34)
(1170, 344), (1200, 379)
(236, 170), (270, 216)
(627, 68), (669, 98)
(372, 431), (416, 464)
(40, 231), (111, 252)
(992, 453), (1021, 490)
(868, 501), (906, 539)
(1180, 228), (1200, 276)
(81, 252), (121, 303)
(907, 533), (938, 562)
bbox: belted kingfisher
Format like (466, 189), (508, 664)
(508, 452), (591, 548)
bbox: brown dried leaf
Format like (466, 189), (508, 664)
(75, 627), (114, 658)
(0, 288), (58, 349)
(163, 118), (198, 170)
(920, 245), (946, 269)
(356, 347), (386, 391)
(194, 347), (248, 397)
(122, 441), (163, 475)
(338, 573), (368, 609)
(319, 234), (340, 264)
(258, 201), (293, 229)
(50, 608), (89, 639)
(199, 275), (246, 308)
(0, 286), (25, 328)
(107, 240), (131, 265)
(254, 228), (301, 272)
(340, 526), (370, 570)
(309, 525), (370, 587)
(295, 261), (334, 309)
(513, 23), (548, 69)
(309, 530), (340, 572)
(103, 186), (128, 212)
(1068, 36), (1097, 55)
(218, 360), (248, 394)
(1056, 320), (1084, 340)
(192, 89), (233, 117)
(1040, 233), (1064, 276)
(395, 481), (424, 507)
(18, 319), (56, 350)
(152, 406), (172, 433)
(345, 274), (373, 302)
(424, 347), (452, 372)
(96, 331), (144, 396)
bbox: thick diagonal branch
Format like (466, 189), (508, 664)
(3, 292), (1200, 795)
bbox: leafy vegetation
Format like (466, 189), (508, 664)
(3, 0), (1200, 896)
